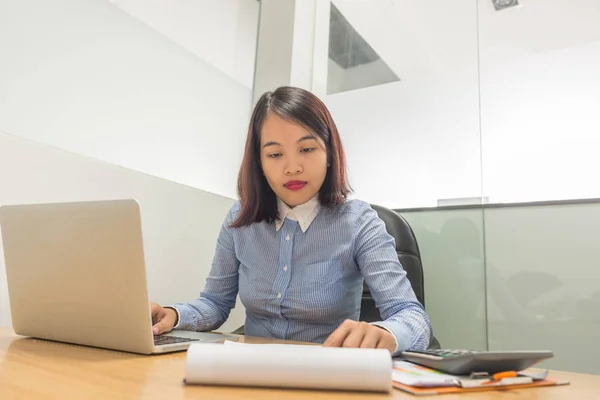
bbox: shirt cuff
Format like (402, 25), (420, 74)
(370, 321), (411, 356)
(163, 306), (181, 329)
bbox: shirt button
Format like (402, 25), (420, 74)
(285, 235), (290, 241)
(283, 265), (288, 271)
(276, 293), (282, 299)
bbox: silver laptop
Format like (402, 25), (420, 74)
(0, 199), (238, 354)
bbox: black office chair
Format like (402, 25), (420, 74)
(363, 204), (440, 349)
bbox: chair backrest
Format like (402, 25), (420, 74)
(360, 205), (425, 323)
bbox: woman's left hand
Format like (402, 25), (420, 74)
(323, 319), (396, 353)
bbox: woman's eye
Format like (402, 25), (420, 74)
(268, 153), (282, 158)
(301, 148), (314, 153)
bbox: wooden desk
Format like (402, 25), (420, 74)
(0, 327), (598, 399)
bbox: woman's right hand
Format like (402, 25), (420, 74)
(150, 302), (178, 335)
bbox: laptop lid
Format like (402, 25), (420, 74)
(0, 199), (157, 354)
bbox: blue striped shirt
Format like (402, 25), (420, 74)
(169, 199), (431, 355)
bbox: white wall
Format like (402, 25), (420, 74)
(252, 0), (296, 103)
(319, 0), (600, 208)
(252, 0), (323, 102)
(0, 132), (245, 332)
(0, 0), (256, 200)
(477, 0), (600, 203)
(0, 0), (257, 333)
(321, 0), (482, 209)
(107, 0), (259, 89)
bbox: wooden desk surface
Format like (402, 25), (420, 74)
(1, 327), (598, 399)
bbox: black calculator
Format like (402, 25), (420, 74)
(399, 349), (554, 375)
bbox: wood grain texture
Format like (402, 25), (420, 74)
(0, 327), (597, 399)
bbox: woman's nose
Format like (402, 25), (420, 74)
(284, 161), (302, 175)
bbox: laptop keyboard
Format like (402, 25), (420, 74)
(153, 335), (200, 346)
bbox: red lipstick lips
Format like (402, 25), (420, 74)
(284, 181), (307, 191)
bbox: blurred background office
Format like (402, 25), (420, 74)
(1, 0), (598, 374)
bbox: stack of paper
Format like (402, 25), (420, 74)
(392, 360), (569, 395)
(184, 341), (392, 392)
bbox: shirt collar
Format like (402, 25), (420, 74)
(276, 195), (321, 233)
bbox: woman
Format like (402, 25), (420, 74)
(151, 86), (431, 355)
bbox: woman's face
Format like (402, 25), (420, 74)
(260, 113), (328, 207)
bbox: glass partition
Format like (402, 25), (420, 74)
(310, 0), (600, 374)
(312, 0), (488, 350)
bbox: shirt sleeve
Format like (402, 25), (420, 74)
(166, 203), (240, 331)
(353, 203), (432, 355)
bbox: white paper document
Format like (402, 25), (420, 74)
(184, 341), (392, 392)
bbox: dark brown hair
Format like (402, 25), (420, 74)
(230, 86), (351, 228)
